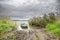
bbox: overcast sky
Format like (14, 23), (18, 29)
(0, 0), (60, 18)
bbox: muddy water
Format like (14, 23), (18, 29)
(16, 20), (30, 30)
(11, 17), (30, 30)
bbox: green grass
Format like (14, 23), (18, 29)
(12, 35), (16, 40)
(45, 21), (60, 37)
(0, 18), (17, 39)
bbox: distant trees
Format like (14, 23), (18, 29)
(43, 12), (56, 25)
(49, 12), (56, 20)
(43, 14), (48, 19)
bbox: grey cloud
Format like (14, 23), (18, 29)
(0, 0), (10, 1)
(0, 0), (59, 18)
(0, 3), (15, 13)
(58, 0), (60, 2)
(56, 0), (60, 11)
(0, 0), (6, 1)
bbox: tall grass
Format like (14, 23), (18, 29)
(29, 17), (47, 28)
(0, 18), (17, 39)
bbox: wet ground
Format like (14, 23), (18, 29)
(2, 29), (57, 40)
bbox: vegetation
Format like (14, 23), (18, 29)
(29, 12), (60, 39)
(12, 35), (16, 40)
(0, 18), (17, 39)
(0, 12), (60, 39)
(29, 17), (47, 28)
(46, 21), (60, 36)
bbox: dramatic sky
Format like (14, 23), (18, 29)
(0, 0), (60, 18)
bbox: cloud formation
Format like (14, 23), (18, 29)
(0, 0), (59, 18)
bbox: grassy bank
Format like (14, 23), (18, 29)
(0, 18), (17, 39)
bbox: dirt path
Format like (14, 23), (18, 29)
(2, 29), (57, 40)
(28, 29), (57, 40)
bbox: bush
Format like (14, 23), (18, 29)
(29, 17), (47, 28)
(0, 18), (17, 38)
